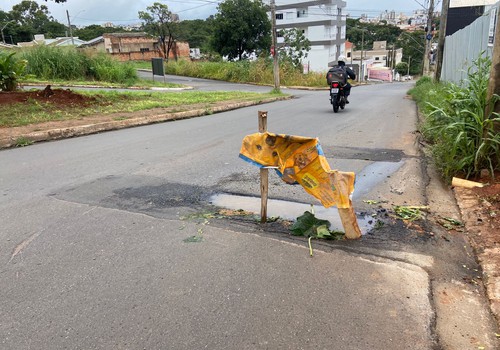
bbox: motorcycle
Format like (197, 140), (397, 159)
(329, 81), (346, 113)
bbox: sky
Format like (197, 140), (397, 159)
(1, 0), (425, 27)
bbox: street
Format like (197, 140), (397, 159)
(1, 80), (498, 349)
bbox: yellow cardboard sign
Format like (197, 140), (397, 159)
(239, 132), (355, 209)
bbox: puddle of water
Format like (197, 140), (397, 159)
(210, 194), (376, 234)
(353, 161), (404, 199)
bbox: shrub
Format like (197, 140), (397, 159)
(22, 46), (87, 80)
(395, 62), (408, 75)
(164, 57), (325, 87)
(411, 55), (500, 180)
(21, 46), (138, 84)
(0, 50), (27, 91)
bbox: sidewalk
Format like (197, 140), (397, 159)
(454, 183), (500, 329)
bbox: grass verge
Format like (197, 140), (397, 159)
(20, 78), (184, 89)
(0, 89), (286, 128)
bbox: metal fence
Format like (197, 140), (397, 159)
(441, 3), (498, 84)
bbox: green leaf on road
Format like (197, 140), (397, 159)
(290, 211), (331, 237)
(290, 211), (345, 240)
(393, 205), (428, 221)
(183, 235), (203, 243)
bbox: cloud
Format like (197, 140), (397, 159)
(1, 0), (219, 26)
(1, 0), (419, 27)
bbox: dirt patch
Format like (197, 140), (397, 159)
(454, 174), (499, 250)
(0, 86), (97, 107)
(454, 176), (500, 329)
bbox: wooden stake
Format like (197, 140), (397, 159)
(259, 111), (268, 223)
(338, 206), (362, 239)
(451, 177), (484, 189)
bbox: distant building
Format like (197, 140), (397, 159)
(190, 48), (201, 60)
(80, 32), (159, 61)
(272, 0), (347, 72)
(349, 40), (403, 80)
(447, 0), (498, 35)
(17, 34), (86, 47)
(123, 23), (142, 31)
(80, 32), (190, 61)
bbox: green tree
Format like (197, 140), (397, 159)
(6, 1), (66, 43)
(278, 28), (310, 68)
(396, 30), (425, 75)
(395, 62), (409, 75)
(10, 1), (51, 31)
(74, 24), (133, 41)
(41, 20), (66, 38)
(0, 10), (9, 22)
(211, 0), (271, 60)
(346, 18), (401, 49)
(176, 18), (214, 54)
(346, 18), (424, 75)
(139, 2), (178, 61)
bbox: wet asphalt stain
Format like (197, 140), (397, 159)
(321, 146), (410, 162)
(52, 175), (216, 220)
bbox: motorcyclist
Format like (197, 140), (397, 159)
(337, 55), (356, 103)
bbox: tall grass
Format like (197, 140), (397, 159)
(164, 57), (326, 87)
(410, 55), (500, 180)
(21, 46), (137, 85)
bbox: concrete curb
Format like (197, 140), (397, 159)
(454, 187), (500, 330)
(0, 96), (290, 149)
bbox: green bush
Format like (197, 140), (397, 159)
(164, 57), (326, 87)
(22, 46), (87, 80)
(410, 56), (500, 180)
(395, 62), (408, 75)
(21, 46), (138, 84)
(0, 50), (27, 91)
(415, 75), (432, 87)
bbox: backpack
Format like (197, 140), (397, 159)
(326, 66), (347, 85)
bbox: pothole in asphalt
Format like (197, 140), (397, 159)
(321, 146), (410, 162)
(353, 161), (405, 199)
(210, 193), (379, 235)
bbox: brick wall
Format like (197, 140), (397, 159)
(111, 51), (162, 61)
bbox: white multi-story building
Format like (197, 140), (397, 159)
(274, 0), (347, 72)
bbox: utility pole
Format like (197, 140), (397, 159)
(360, 29), (364, 82)
(423, 0), (435, 75)
(270, 0), (280, 91)
(485, 6), (500, 125)
(391, 45), (396, 70)
(435, 0), (449, 82)
(66, 10), (74, 45)
(1, 20), (15, 44)
(407, 56), (411, 76)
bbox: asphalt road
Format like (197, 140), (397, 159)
(1, 79), (498, 349)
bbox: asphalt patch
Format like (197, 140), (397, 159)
(321, 146), (410, 162)
(52, 175), (214, 219)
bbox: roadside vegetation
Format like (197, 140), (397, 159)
(409, 56), (500, 181)
(0, 47), (181, 90)
(132, 58), (326, 87)
(0, 45), (286, 130)
(0, 89), (282, 127)
(20, 46), (138, 85)
(0, 50), (27, 91)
